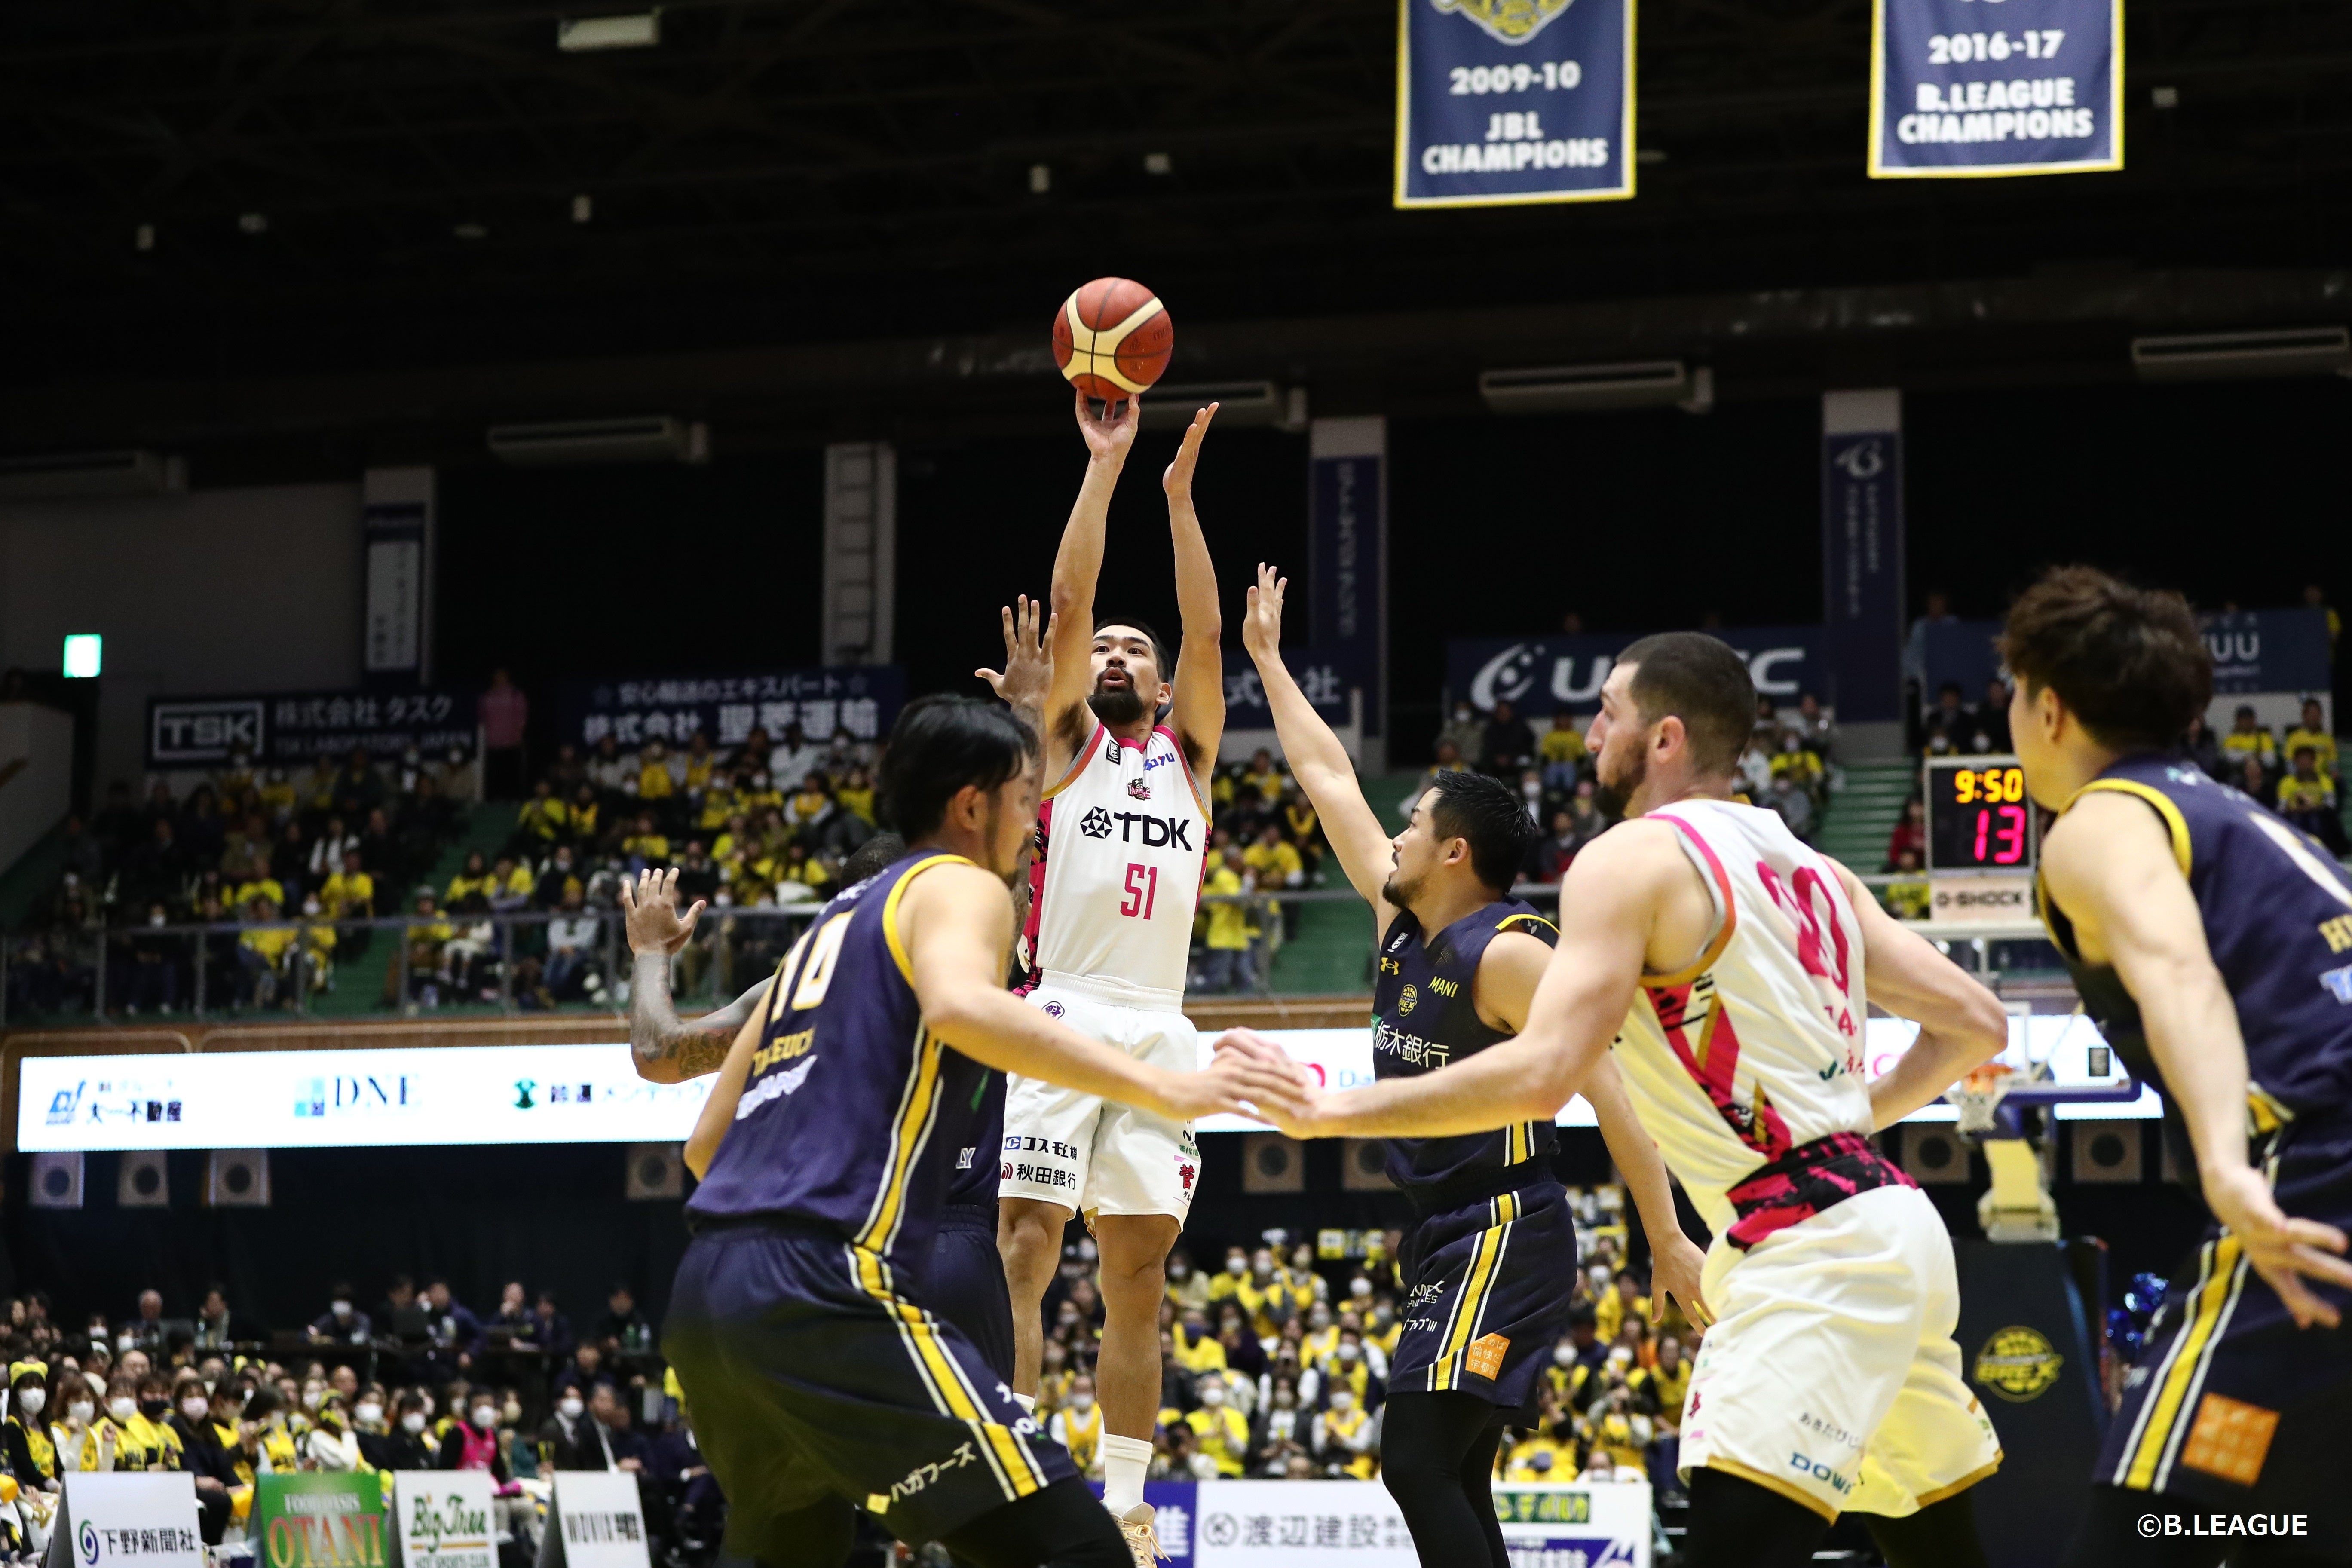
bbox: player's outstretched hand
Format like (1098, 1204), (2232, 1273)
(1074, 386), (1140, 463)
(620, 867), (705, 957)
(1209, 1028), (1329, 1136)
(1162, 401), (1219, 500)
(1241, 563), (1288, 664)
(2204, 1164), (2352, 1329)
(1648, 1231), (1714, 1331)
(1149, 1048), (1298, 1128)
(975, 594), (1057, 716)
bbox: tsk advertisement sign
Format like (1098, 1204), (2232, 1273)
(147, 689), (475, 767)
(1448, 626), (1822, 717)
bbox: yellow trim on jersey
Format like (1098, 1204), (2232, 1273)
(1434, 1191), (1518, 1390)
(1705, 1457), (1838, 1522)
(1041, 724), (1104, 801)
(2064, 778), (2192, 877)
(1495, 913), (1559, 940)
(880, 853), (974, 985)
(855, 1026), (944, 1254)
(1913, 1456), (2003, 1509)
(850, 1245), (1045, 1501)
(2121, 1234), (2245, 1490)
(2247, 1084), (2294, 1136)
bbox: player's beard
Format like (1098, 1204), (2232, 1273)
(1380, 864), (1421, 910)
(1592, 743), (1647, 820)
(1087, 674), (1147, 727)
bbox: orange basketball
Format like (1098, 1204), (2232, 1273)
(1051, 278), (1173, 402)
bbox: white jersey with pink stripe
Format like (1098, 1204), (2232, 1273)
(1608, 798), (1876, 1234)
(1029, 722), (1209, 1004)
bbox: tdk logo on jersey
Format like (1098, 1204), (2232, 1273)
(1077, 807), (1194, 849)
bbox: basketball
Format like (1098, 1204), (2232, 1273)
(1051, 277), (1173, 403)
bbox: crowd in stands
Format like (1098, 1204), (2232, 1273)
(0, 1278), (706, 1566)
(1014, 1187), (1695, 1495)
(5, 747), (476, 1018)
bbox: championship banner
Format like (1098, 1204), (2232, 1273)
(44, 1473), (202, 1568)
(390, 1472), (496, 1568)
(1869, 0), (2122, 178)
(249, 1473), (395, 1568)
(555, 667), (903, 752)
(1447, 625), (1822, 717)
(146, 688), (476, 768)
(1393, 0), (1635, 208)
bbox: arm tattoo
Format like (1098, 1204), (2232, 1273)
(629, 949), (768, 1080)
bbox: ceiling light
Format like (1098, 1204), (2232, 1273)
(135, 224), (154, 251)
(558, 12), (661, 51)
(1144, 152), (1172, 175)
(238, 212), (267, 234)
(1029, 164), (1051, 194)
(2151, 86), (2179, 109)
(572, 194), (594, 224)
(454, 222), (488, 240)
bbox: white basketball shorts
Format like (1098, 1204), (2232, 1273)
(1677, 1184), (2004, 1520)
(998, 976), (1202, 1222)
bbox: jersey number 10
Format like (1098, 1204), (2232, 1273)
(1120, 862), (1160, 919)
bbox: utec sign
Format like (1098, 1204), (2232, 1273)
(1449, 627), (1822, 716)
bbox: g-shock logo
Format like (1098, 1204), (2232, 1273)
(1080, 807), (1114, 838)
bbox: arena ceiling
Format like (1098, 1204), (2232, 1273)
(2, 0), (2347, 449)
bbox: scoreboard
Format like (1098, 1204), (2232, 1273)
(1925, 757), (2037, 874)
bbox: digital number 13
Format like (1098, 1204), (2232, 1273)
(1121, 862), (1159, 919)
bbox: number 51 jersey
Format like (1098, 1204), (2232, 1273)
(1027, 720), (1210, 1005)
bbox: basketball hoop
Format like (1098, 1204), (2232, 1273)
(1946, 1063), (2016, 1138)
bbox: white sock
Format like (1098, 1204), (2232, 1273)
(1100, 1433), (1153, 1515)
(1012, 1393), (1036, 1413)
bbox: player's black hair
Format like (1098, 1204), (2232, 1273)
(1614, 632), (1756, 776)
(1422, 770), (1539, 895)
(876, 696), (1038, 841)
(839, 831), (906, 887)
(1092, 617), (1173, 684)
(1999, 566), (2210, 750)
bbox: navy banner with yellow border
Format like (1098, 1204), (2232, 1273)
(1394, 0), (1634, 208)
(1869, 0), (2122, 178)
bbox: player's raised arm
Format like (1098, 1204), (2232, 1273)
(622, 867), (771, 1082)
(1827, 859), (2010, 1128)
(975, 593), (1057, 739)
(1240, 562), (1396, 924)
(2043, 792), (2352, 1326)
(1163, 403), (1225, 779)
(900, 859), (1301, 1126)
(683, 1005), (764, 1179)
(1044, 391), (1137, 762)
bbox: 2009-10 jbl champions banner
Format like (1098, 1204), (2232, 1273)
(1868, 0), (2122, 178)
(1394, 0), (1635, 208)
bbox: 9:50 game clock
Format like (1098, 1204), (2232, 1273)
(1925, 757), (2038, 873)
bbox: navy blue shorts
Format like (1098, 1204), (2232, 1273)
(931, 1203), (1015, 1382)
(1390, 1176), (1579, 1410)
(2096, 1113), (2352, 1549)
(665, 1219), (1075, 1552)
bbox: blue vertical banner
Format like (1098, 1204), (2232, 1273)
(1308, 417), (1386, 743)
(1822, 391), (1905, 729)
(1394, 0), (1635, 208)
(1869, 0), (2122, 178)
(361, 465), (435, 689)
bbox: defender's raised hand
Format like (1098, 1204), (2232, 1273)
(1161, 401), (1219, 500)
(975, 594), (1057, 721)
(1242, 561), (1288, 664)
(620, 867), (705, 956)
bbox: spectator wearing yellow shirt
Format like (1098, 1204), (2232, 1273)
(1632, 1336), (1691, 1429)
(785, 775), (834, 834)
(385, 891), (455, 1007)
(2284, 699), (2337, 781)
(2220, 704), (2279, 775)
(567, 784), (601, 846)
(1280, 790), (1323, 878)
(622, 814), (671, 871)
(1770, 730), (1823, 796)
(1166, 1249), (1213, 1313)
(1538, 711), (1588, 790)
(1047, 1376), (1103, 1476)
(1198, 845), (1256, 993)
(517, 781), (569, 845)
(836, 765), (876, 826)
(738, 770), (784, 816)
(1183, 1379), (1250, 1476)
(1172, 1309), (1228, 1376)
(1299, 1302), (1340, 1369)
(257, 768), (298, 820)
(1312, 1387), (1375, 1479)
(237, 897), (300, 1008)
(1239, 747), (1286, 808)
(228, 857), (287, 917)
(108, 1375), (184, 1473)
(1880, 846), (1931, 922)
(637, 741), (677, 807)
(1502, 1427), (1572, 1481)
(697, 776), (739, 833)
(2279, 746), (2347, 853)
(487, 854), (536, 908)
(1241, 821), (1306, 938)
(681, 732), (717, 792)
(445, 851), (495, 906)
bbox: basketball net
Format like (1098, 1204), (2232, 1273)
(1946, 1062), (2017, 1138)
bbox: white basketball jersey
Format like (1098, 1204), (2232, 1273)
(1609, 798), (1875, 1234)
(1028, 721), (1209, 1004)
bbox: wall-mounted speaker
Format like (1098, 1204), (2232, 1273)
(626, 1143), (685, 1200)
(1240, 1133), (1304, 1194)
(1900, 1127), (1970, 1186)
(206, 1150), (271, 1207)
(118, 1151), (169, 1208)
(2071, 1123), (2144, 1185)
(29, 1152), (83, 1209)
(1340, 1139), (1390, 1193)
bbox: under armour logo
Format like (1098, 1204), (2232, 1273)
(1079, 806), (1114, 838)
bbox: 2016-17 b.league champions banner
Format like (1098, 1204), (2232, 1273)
(1448, 625), (1822, 717)
(1394, 0), (1635, 208)
(554, 667), (905, 750)
(1869, 0), (2122, 177)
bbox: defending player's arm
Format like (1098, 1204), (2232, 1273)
(1477, 927), (1713, 1326)
(1239, 562), (1396, 927)
(1162, 404), (1226, 778)
(683, 1007), (763, 1179)
(622, 867), (771, 1083)
(1044, 391), (1138, 763)
(1224, 822), (1684, 1137)
(2043, 793), (2352, 1327)
(900, 859), (1299, 1125)
(975, 593), (1057, 739)
(1824, 860), (2010, 1128)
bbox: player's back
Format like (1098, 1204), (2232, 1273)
(1610, 798), (1876, 1236)
(2044, 753), (2352, 1125)
(687, 851), (987, 1270)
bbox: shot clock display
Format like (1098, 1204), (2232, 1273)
(1925, 757), (2037, 873)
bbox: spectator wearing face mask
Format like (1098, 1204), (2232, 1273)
(363, 1392), (437, 1471)
(1311, 1383), (1376, 1479)
(1162, 1249), (1211, 1314)
(229, 1387), (299, 1484)
(1249, 1378), (1309, 1478)
(538, 1388), (591, 1471)
(435, 1391), (512, 1482)
(306, 1394), (364, 1472)
(1047, 1375), (1104, 1478)
(1184, 1375), (1250, 1477)
(52, 1372), (112, 1473)
(169, 1373), (234, 1542)
(3, 1361), (57, 1488)
(309, 1285), (371, 1345)
(106, 1373), (183, 1472)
